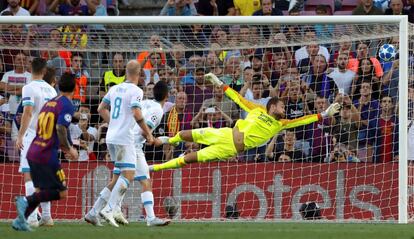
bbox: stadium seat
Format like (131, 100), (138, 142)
(340, 0), (360, 11)
(333, 10), (353, 15)
(304, 0), (335, 14)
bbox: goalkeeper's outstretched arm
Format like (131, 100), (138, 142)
(204, 73), (265, 113)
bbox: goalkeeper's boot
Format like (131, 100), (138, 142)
(204, 73), (223, 86)
(146, 217), (171, 227)
(158, 136), (179, 147)
(85, 212), (103, 227)
(114, 211), (129, 225)
(100, 207), (119, 228)
(39, 216), (54, 227)
(12, 218), (32, 232)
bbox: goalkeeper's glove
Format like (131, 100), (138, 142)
(204, 72), (223, 87)
(321, 103), (341, 118)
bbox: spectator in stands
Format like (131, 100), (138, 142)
(303, 54), (337, 100)
(253, 0), (283, 16)
(274, 0), (289, 11)
(352, 0), (383, 15)
(157, 65), (178, 97)
(19, 0), (38, 15)
(284, 80), (311, 155)
(385, 0), (409, 15)
(69, 52), (88, 111)
(142, 51), (163, 85)
(327, 52), (356, 95)
(166, 42), (186, 70)
(250, 48), (271, 80)
(295, 27), (330, 69)
(59, 24), (88, 49)
(368, 95), (398, 163)
(331, 93), (360, 152)
(180, 24), (208, 48)
(348, 41), (383, 81)
(234, 0), (261, 15)
(180, 53), (204, 85)
(49, 0), (89, 15)
(220, 56), (243, 91)
(137, 34), (166, 70)
(191, 105), (232, 128)
(99, 53), (125, 98)
(407, 0), (414, 23)
(160, 0), (197, 16)
(1, 24), (31, 71)
(69, 113), (97, 161)
(161, 91), (193, 160)
(205, 52), (223, 77)
(239, 25), (252, 44)
(1, 0), (30, 15)
(266, 130), (307, 162)
(270, 47), (289, 87)
(332, 35), (354, 64)
(352, 57), (382, 100)
(267, 33), (293, 68)
(314, 5), (334, 39)
(196, 0), (235, 16)
(328, 143), (360, 163)
(382, 59), (399, 103)
(307, 96), (333, 162)
(144, 82), (155, 100)
(182, 67), (213, 113)
(202, 84), (239, 121)
(46, 43), (67, 80)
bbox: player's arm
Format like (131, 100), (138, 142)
(280, 103), (341, 129)
(16, 87), (34, 149)
(98, 94), (111, 123)
(133, 107), (154, 144)
(57, 124), (78, 160)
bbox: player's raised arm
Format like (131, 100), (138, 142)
(204, 73), (265, 113)
(280, 103), (341, 130)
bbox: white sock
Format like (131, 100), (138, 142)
(141, 191), (155, 220)
(116, 191), (126, 213)
(40, 202), (51, 219)
(107, 176), (129, 212)
(25, 181), (38, 221)
(90, 187), (111, 217)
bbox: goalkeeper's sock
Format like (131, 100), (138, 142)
(153, 156), (186, 172)
(141, 191), (155, 220)
(168, 133), (184, 145)
(40, 202), (51, 218)
(25, 181), (39, 221)
(107, 176), (129, 212)
(90, 187), (111, 217)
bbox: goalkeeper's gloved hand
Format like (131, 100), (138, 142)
(204, 72), (223, 87)
(321, 103), (341, 118)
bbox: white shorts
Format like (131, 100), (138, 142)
(113, 145), (150, 181)
(107, 143), (136, 171)
(18, 132), (35, 173)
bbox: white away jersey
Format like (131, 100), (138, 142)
(21, 80), (57, 135)
(103, 82), (143, 145)
(2, 70), (32, 114)
(134, 100), (163, 146)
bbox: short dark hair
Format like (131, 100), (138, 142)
(59, 72), (76, 93)
(266, 96), (281, 112)
(1, 10), (13, 16)
(31, 57), (47, 75)
(43, 67), (56, 85)
(153, 81), (169, 102)
(251, 74), (263, 87)
(71, 52), (83, 60)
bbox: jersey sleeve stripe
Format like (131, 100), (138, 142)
(102, 98), (110, 104)
(22, 97), (31, 101)
(134, 175), (148, 181)
(22, 101), (35, 106)
(131, 102), (141, 108)
(146, 120), (155, 129)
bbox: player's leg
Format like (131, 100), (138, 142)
(158, 129), (194, 146)
(100, 144), (136, 227)
(135, 149), (170, 226)
(85, 170), (119, 226)
(151, 128), (237, 172)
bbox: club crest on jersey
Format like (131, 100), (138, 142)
(151, 115), (157, 123)
(64, 114), (72, 123)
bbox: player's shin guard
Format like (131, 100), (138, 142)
(141, 191), (155, 220)
(90, 187), (111, 217)
(168, 133), (184, 145)
(25, 181), (39, 221)
(153, 156), (186, 172)
(107, 176), (129, 211)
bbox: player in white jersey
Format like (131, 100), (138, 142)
(95, 60), (154, 227)
(15, 59), (57, 227)
(85, 81), (171, 227)
(16, 63), (56, 226)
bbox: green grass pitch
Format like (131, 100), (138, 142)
(2, 222), (414, 239)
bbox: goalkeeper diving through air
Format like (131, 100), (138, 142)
(150, 73), (341, 171)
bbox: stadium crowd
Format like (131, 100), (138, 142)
(0, 0), (410, 164)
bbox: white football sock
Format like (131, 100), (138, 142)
(107, 176), (129, 212)
(40, 202), (51, 218)
(90, 187), (111, 217)
(141, 191), (155, 220)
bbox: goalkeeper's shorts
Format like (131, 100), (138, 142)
(191, 127), (238, 162)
